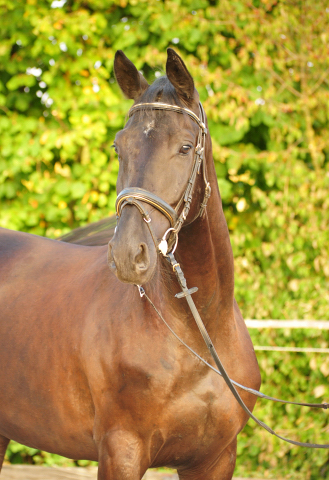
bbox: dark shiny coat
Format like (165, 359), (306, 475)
(0, 50), (260, 480)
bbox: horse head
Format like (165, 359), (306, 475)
(108, 49), (209, 285)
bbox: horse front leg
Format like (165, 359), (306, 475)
(96, 429), (146, 480)
(177, 437), (237, 480)
(0, 435), (10, 473)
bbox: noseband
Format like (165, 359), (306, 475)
(115, 102), (211, 255)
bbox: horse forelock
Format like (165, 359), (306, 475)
(141, 76), (180, 105)
(128, 77), (199, 136)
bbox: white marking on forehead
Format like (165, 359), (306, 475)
(143, 120), (155, 136)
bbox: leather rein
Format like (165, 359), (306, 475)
(115, 101), (329, 449)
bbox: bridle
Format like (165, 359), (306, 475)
(115, 102), (211, 255)
(114, 101), (329, 449)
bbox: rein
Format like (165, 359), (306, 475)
(115, 101), (329, 449)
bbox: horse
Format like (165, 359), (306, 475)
(0, 49), (261, 480)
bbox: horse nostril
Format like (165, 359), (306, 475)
(133, 242), (150, 273)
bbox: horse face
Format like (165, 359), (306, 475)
(108, 49), (202, 285)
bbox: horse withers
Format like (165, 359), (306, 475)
(0, 49), (261, 480)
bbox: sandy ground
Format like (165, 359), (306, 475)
(1, 465), (257, 479)
(1, 466), (173, 479)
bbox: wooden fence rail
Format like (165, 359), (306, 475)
(245, 319), (329, 353)
(245, 319), (329, 329)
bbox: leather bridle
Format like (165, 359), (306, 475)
(114, 101), (329, 449)
(115, 102), (211, 255)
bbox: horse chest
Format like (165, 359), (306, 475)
(112, 344), (238, 459)
(150, 372), (239, 467)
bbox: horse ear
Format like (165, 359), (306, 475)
(114, 50), (149, 100)
(166, 48), (195, 105)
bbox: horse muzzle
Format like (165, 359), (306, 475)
(107, 205), (159, 285)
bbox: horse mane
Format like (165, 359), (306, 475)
(59, 216), (117, 246)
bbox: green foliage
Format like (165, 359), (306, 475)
(6, 441), (97, 467)
(1, 0), (329, 478)
(236, 329), (329, 480)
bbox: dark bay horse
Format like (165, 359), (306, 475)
(0, 49), (261, 479)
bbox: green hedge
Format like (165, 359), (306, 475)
(1, 0), (329, 478)
(236, 329), (329, 480)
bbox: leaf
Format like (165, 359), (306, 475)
(6, 74), (36, 90)
(208, 121), (248, 146)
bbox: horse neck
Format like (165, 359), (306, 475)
(159, 145), (235, 338)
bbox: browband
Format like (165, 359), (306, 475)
(128, 102), (207, 134)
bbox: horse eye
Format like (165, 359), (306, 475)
(179, 145), (192, 155)
(112, 143), (119, 156)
